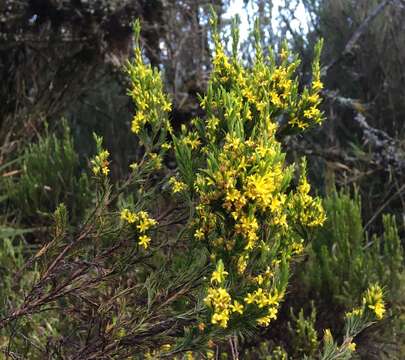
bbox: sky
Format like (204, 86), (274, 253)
(224, 0), (309, 40)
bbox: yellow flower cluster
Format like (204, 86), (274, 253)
(148, 152), (162, 170)
(289, 161), (326, 227)
(323, 328), (333, 344)
(292, 40), (324, 130)
(204, 261), (244, 328)
(169, 176), (187, 194)
(244, 287), (282, 326)
(345, 284), (386, 323)
(363, 284), (386, 319)
(91, 149), (110, 176)
(126, 21), (171, 136)
(180, 129), (201, 150)
(235, 214), (259, 250)
(257, 307), (279, 326)
(291, 240), (305, 255)
(210, 38), (324, 132)
(194, 132), (293, 252)
(120, 209), (157, 249)
(204, 287), (232, 328)
(211, 40), (235, 84)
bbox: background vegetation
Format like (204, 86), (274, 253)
(0, 0), (404, 359)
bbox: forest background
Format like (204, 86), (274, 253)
(0, 0), (404, 359)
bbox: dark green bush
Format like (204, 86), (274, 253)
(4, 123), (91, 224)
(303, 190), (403, 307)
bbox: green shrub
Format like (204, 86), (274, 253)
(4, 122), (91, 223)
(300, 190), (405, 358)
(303, 190), (403, 307)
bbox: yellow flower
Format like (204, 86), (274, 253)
(183, 135), (201, 150)
(211, 265), (228, 285)
(137, 212), (157, 233)
(211, 310), (229, 328)
(244, 292), (255, 304)
(254, 288), (268, 308)
(292, 241), (304, 255)
(120, 209), (138, 224)
(162, 101), (172, 112)
(230, 300), (244, 314)
(205, 285), (232, 328)
(345, 308), (363, 319)
(129, 162), (138, 171)
(194, 228), (205, 240)
(91, 149), (110, 177)
(347, 341), (356, 352)
(206, 350), (215, 359)
(312, 79), (323, 91)
(169, 177), (187, 193)
(255, 274), (264, 285)
(101, 165), (110, 176)
(131, 112), (145, 134)
(256, 306), (278, 326)
(207, 116), (220, 133)
(149, 153), (162, 170)
(235, 215), (259, 245)
(290, 117), (308, 129)
(211, 260), (228, 284)
(257, 315), (271, 326)
(369, 301), (386, 320)
(323, 329), (333, 344)
(268, 306), (278, 319)
(138, 234), (151, 249)
(237, 256), (248, 274)
(280, 47), (289, 61)
(307, 94), (320, 104)
(269, 91), (282, 107)
(244, 173), (277, 210)
(304, 106), (321, 119)
(137, 221), (150, 233)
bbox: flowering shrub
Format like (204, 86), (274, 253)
(120, 16), (389, 356)
(168, 16), (326, 330)
(122, 12), (327, 335)
(0, 15), (396, 360)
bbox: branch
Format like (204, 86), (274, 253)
(354, 113), (405, 174)
(323, 0), (393, 74)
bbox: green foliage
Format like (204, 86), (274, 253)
(288, 304), (319, 358)
(0, 226), (51, 356)
(297, 190), (405, 358)
(5, 122), (91, 223)
(381, 214), (404, 295)
(303, 190), (404, 308)
(0, 230), (25, 310)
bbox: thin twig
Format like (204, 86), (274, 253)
(364, 183), (405, 230)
